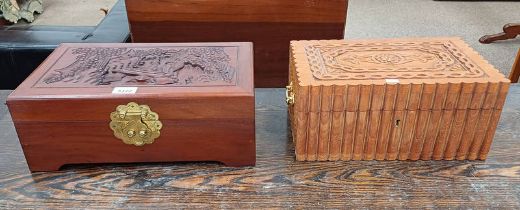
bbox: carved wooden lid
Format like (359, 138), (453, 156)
(291, 37), (509, 86)
(9, 42), (253, 99)
(8, 43), (254, 122)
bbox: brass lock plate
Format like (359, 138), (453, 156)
(110, 102), (163, 146)
(286, 82), (295, 105)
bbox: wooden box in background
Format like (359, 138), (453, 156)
(7, 42), (255, 172)
(288, 38), (510, 161)
(125, 0), (348, 87)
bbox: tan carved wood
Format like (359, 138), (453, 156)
(292, 38), (508, 86)
(288, 37), (510, 162)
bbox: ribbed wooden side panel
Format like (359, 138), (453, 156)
(455, 83), (488, 160)
(290, 82), (509, 161)
(341, 111), (356, 160)
(328, 86), (346, 160)
(376, 111), (393, 160)
(375, 85), (397, 160)
(444, 83), (474, 160)
(329, 111), (344, 161)
(365, 110), (381, 160)
(364, 85), (384, 160)
(467, 109), (493, 160)
(478, 82), (510, 160)
(409, 109), (430, 160)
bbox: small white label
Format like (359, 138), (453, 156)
(112, 87), (138, 94)
(385, 79), (400, 84)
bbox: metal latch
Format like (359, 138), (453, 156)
(286, 82), (295, 106)
(110, 102), (163, 146)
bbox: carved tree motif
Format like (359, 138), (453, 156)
(39, 47), (237, 87)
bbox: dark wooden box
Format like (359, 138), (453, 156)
(125, 0), (348, 87)
(7, 42), (255, 172)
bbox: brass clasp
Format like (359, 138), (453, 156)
(110, 102), (163, 146)
(286, 82), (295, 106)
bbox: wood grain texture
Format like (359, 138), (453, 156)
(511, 49), (520, 83)
(289, 38), (511, 161)
(7, 43), (256, 171)
(1, 88), (520, 208)
(12, 118), (255, 171)
(125, 0), (348, 87)
(479, 23), (520, 44)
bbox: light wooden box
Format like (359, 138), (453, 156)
(288, 38), (510, 161)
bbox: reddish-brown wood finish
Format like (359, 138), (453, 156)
(2, 88), (520, 209)
(7, 42), (255, 172)
(124, 0), (348, 87)
(479, 23), (520, 44)
(510, 48), (520, 83)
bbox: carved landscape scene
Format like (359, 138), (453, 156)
(35, 46), (238, 87)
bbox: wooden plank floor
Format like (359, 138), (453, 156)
(0, 88), (519, 209)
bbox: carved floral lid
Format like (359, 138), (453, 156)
(291, 37), (509, 86)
